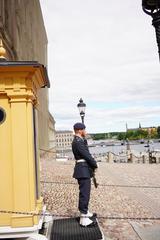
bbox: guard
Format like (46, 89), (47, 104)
(72, 122), (98, 227)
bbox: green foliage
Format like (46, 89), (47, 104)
(91, 127), (159, 141)
(117, 132), (126, 140)
(157, 126), (160, 138)
(91, 132), (118, 140)
(125, 129), (148, 140)
(92, 133), (106, 140)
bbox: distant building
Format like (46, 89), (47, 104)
(56, 130), (73, 150)
(127, 123), (157, 135)
(142, 126), (157, 135)
(49, 113), (56, 157)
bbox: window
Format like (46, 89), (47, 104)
(0, 107), (6, 124)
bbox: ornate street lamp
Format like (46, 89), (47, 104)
(142, 0), (160, 61)
(77, 98), (86, 123)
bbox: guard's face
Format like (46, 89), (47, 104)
(79, 129), (86, 137)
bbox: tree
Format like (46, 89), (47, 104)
(157, 126), (160, 138)
(126, 130), (134, 139)
(117, 132), (126, 140)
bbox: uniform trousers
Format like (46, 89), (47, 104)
(77, 178), (91, 214)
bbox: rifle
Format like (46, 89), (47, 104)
(92, 170), (99, 188)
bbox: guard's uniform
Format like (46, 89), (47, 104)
(72, 135), (97, 214)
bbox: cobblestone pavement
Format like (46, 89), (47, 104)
(40, 159), (160, 240)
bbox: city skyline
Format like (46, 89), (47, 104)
(40, 0), (160, 133)
(55, 122), (159, 134)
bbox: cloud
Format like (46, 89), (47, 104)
(40, 0), (160, 132)
(51, 104), (160, 132)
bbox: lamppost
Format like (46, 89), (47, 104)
(77, 98), (86, 123)
(142, 0), (160, 61)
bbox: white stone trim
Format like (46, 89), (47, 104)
(0, 206), (49, 239)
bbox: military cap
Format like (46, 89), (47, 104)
(73, 122), (86, 130)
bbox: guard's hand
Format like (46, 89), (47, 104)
(96, 163), (99, 168)
(94, 164), (99, 172)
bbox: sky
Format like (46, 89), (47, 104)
(39, 0), (160, 133)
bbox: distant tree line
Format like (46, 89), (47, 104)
(91, 132), (122, 140)
(91, 126), (160, 141)
(117, 129), (148, 140)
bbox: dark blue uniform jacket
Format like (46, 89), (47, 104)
(72, 136), (97, 179)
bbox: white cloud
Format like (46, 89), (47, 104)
(52, 104), (160, 132)
(40, 0), (160, 132)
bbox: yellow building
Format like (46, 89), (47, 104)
(142, 126), (157, 136)
(0, 47), (50, 238)
(0, 0), (55, 238)
(127, 123), (157, 137)
(0, 0), (55, 152)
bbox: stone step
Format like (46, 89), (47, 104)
(50, 216), (104, 240)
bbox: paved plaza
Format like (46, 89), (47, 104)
(40, 158), (160, 240)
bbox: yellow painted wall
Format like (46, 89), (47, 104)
(0, 95), (12, 225)
(0, 66), (45, 227)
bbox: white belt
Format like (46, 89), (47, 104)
(76, 159), (86, 163)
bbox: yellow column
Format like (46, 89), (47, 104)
(10, 97), (36, 227)
(0, 63), (48, 228)
(0, 95), (12, 226)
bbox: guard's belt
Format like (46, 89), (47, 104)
(76, 159), (86, 163)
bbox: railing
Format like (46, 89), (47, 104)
(40, 148), (160, 164)
(92, 151), (160, 164)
